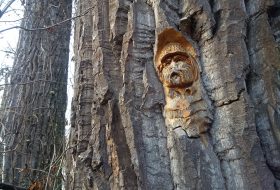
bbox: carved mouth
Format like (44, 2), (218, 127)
(170, 72), (180, 79)
(170, 72), (181, 84)
(168, 71), (194, 88)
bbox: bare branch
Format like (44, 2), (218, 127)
(0, 17), (23, 22)
(0, 0), (16, 18)
(0, 49), (16, 54)
(0, 5), (95, 33)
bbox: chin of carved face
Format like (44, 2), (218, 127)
(162, 61), (195, 88)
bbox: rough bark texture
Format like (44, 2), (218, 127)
(0, 0), (72, 188)
(67, 0), (280, 189)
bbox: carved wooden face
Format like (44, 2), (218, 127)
(155, 30), (212, 137)
(160, 53), (197, 88)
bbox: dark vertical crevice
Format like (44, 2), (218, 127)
(212, 9), (221, 36)
(208, 0), (214, 10)
(111, 101), (138, 189)
(267, 5), (280, 44)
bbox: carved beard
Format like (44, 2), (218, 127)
(163, 88), (212, 137)
(161, 60), (195, 88)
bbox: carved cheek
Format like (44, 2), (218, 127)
(161, 66), (172, 85)
(177, 62), (196, 85)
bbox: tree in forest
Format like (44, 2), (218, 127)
(0, 0), (72, 188)
(66, 0), (280, 189)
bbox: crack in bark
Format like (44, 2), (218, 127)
(215, 88), (245, 107)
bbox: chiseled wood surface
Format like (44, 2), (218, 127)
(67, 0), (280, 189)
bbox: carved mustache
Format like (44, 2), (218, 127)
(169, 67), (191, 77)
(168, 67), (194, 84)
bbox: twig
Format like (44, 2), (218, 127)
(0, 17), (23, 22)
(45, 144), (56, 190)
(0, 0), (16, 18)
(0, 5), (95, 33)
(0, 49), (15, 54)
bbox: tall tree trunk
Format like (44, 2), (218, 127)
(1, 0), (72, 188)
(67, 0), (280, 189)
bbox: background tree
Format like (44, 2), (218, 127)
(67, 0), (280, 189)
(0, 0), (72, 188)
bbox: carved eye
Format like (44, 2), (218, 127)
(160, 57), (172, 71)
(163, 57), (172, 66)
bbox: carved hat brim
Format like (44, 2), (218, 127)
(155, 28), (197, 70)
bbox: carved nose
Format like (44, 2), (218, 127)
(170, 60), (177, 67)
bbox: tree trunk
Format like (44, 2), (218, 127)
(1, 0), (72, 188)
(67, 0), (280, 189)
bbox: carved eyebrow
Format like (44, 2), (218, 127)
(161, 52), (189, 63)
(161, 55), (172, 64)
(161, 57), (172, 64)
(173, 55), (189, 61)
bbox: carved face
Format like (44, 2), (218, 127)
(159, 54), (197, 88)
(154, 30), (213, 137)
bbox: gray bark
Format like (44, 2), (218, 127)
(1, 0), (72, 188)
(67, 0), (280, 189)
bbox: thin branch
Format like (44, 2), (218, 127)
(0, 49), (16, 54)
(1, 8), (23, 15)
(45, 144), (56, 190)
(0, 5), (95, 33)
(0, 0), (16, 18)
(0, 17), (23, 22)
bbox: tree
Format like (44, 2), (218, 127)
(66, 0), (280, 189)
(0, 0), (72, 188)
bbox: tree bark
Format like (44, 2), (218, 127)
(1, 0), (72, 188)
(67, 0), (280, 189)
